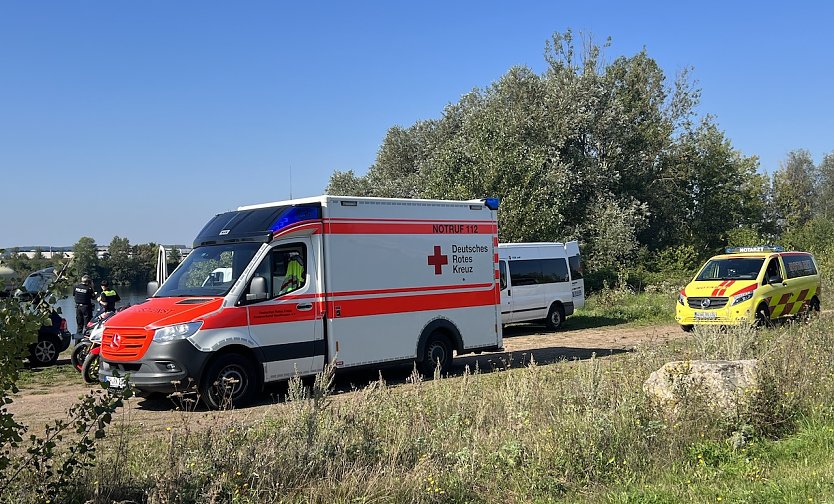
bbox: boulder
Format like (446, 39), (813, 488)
(644, 360), (758, 417)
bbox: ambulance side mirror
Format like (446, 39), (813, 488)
(147, 281), (159, 297)
(247, 276), (268, 301)
(768, 274), (783, 285)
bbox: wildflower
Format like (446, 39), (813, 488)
(717, 497), (722, 502)
(166, 427), (172, 431)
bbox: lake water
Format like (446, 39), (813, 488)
(56, 284), (151, 334)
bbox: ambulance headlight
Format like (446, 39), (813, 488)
(731, 291), (754, 306)
(678, 293), (686, 306)
(153, 322), (203, 342)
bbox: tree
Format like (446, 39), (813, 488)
(657, 121), (767, 256)
(816, 151), (834, 219)
(772, 149), (818, 234)
(131, 243), (160, 284)
(327, 30), (751, 266)
(72, 237), (99, 281)
(104, 236), (132, 285)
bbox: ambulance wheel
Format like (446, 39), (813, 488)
(755, 304), (772, 328)
(545, 303), (565, 331)
(680, 324), (694, 333)
(419, 333), (452, 376)
(200, 353), (257, 410)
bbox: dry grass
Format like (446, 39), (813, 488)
(9, 311), (817, 503)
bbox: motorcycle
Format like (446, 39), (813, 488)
(71, 307), (127, 383)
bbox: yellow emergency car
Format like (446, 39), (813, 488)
(676, 246), (821, 331)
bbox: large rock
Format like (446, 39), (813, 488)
(644, 360), (758, 417)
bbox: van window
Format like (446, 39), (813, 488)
(569, 255), (583, 280)
(762, 258), (782, 285)
(782, 254), (817, 279)
(509, 260), (541, 286)
(499, 261), (507, 290)
(541, 258), (569, 283)
(509, 259), (569, 285)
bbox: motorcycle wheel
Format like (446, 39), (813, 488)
(81, 352), (100, 384)
(71, 342), (91, 372)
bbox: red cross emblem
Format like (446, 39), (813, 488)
(427, 246), (448, 275)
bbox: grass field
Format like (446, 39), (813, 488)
(6, 283), (831, 503)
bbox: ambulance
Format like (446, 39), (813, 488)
(675, 246), (821, 331)
(497, 241), (584, 329)
(99, 196), (503, 408)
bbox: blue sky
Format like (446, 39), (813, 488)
(2, 1), (833, 247)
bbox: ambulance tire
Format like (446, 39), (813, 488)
(200, 353), (257, 410)
(418, 332), (453, 376)
(680, 325), (694, 333)
(755, 304), (772, 328)
(545, 303), (565, 331)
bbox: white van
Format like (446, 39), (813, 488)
(498, 241), (584, 329)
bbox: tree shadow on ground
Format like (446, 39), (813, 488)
(501, 316), (629, 338)
(134, 344), (630, 411)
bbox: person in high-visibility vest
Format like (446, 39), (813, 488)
(279, 252), (304, 295)
(98, 280), (121, 314)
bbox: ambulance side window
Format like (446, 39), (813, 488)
(244, 243), (307, 302)
(499, 261), (508, 290)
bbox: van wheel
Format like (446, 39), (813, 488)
(545, 303), (565, 331)
(30, 337), (59, 366)
(200, 353), (257, 410)
(800, 297), (821, 323)
(419, 333), (452, 376)
(755, 305), (772, 328)
(680, 324), (694, 333)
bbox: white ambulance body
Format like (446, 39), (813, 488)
(497, 241), (584, 329)
(100, 195), (503, 408)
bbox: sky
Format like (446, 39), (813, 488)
(2, 1), (833, 248)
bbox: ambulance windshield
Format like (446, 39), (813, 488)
(696, 258), (765, 281)
(155, 242), (261, 297)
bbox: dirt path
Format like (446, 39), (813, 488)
(8, 322), (684, 430)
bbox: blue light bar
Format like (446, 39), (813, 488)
(270, 205), (322, 233)
(725, 245), (785, 254)
(483, 198), (500, 210)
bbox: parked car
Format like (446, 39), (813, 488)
(14, 267), (72, 366)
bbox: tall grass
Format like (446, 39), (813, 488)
(19, 312), (824, 503)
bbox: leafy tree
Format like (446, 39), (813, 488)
(327, 30), (760, 267)
(816, 152), (834, 219)
(104, 236), (132, 285)
(72, 237), (99, 281)
(131, 243), (160, 284)
(658, 121), (767, 256)
(772, 149), (818, 234)
(0, 264), (131, 502)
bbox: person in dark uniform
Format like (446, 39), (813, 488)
(98, 280), (121, 314)
(73, 275), (96, 335)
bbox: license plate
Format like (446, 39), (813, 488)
(694, 311), (717, 320)
(106, 376), (127, 389)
